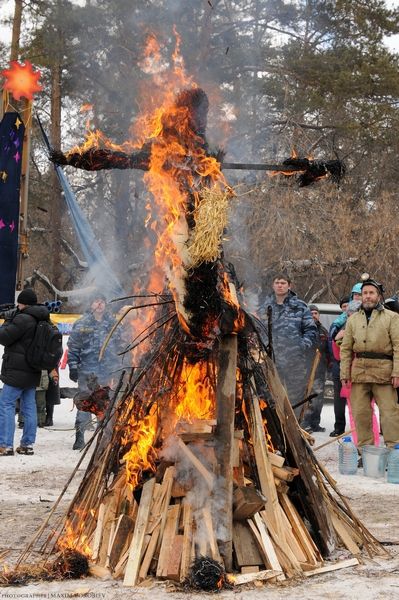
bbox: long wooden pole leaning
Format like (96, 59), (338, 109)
(215, 333), (238, 572)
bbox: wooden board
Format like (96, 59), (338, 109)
(279, 494), (321, 565)
(233, 521), (264, 567)
(138, 522), (161, 581)
(91, 503), (105, 562)
(156, 504), (180, 577)
(251, 513), (284, 578)
(109, 514), (134, 571)
(123, 478), (156, 587)
(330, 512), (361, 555)
(202, 506), (222, 562)
(247, 392), (284, 538)
(180, 503), (193, 582)
(232, 569), (280, 585)
(303, 557), (359, 577)
(165, 535), (184, 581)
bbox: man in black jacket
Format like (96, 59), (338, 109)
(0, 288), (50, 456)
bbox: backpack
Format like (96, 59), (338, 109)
(25, 319), (63, 371)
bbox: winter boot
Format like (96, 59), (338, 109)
(45, 401), (54, 426)
(36, 392), (47, 428)
(73, 430), (85, 450)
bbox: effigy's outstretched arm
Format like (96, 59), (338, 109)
(50, 145), (151, 171)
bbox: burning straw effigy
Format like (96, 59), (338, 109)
(2, 81), (383, 590)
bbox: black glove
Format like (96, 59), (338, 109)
(69, 368), (78, 382)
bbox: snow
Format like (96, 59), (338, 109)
(0, 401), (398, 600)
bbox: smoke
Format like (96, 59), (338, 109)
(161, 433), (231, 550)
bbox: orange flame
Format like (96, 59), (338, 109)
(57, 509), (93, 558)
(173, 359), (215, 424)
(122, 401), (158, 490)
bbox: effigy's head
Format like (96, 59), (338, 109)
(161, 87), (209, 140)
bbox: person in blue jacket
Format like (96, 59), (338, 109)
(67, 291), (121, 449)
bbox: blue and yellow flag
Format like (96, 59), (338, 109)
(0, 112), (25, 303)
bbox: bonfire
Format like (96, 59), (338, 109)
(3, 37), (383, 591)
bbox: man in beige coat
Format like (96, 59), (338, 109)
(340, 278), (399, 449)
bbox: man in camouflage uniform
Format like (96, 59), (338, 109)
(67, 292), (120, 449)
(259, 274), (317, 417)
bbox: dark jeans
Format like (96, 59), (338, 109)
(333, 371), (346, 433)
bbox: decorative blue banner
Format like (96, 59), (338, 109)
(0, 112), (25, 303)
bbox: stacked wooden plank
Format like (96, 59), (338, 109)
(79, 401), (374, 587)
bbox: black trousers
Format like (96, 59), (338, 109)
(332, 371), (346, 433)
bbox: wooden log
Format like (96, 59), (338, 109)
(303, 557), (359, 577)
(267, 452), (285, 468)
(123, 478), (156, 587)
(214, 334), (238, 572)
(271, 466), (299, 482)
(233, 486), (267, 521)
(156, 504), (181, 578)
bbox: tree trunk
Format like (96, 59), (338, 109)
(49, 58), (63, 287)
(10, 0), (22, 62)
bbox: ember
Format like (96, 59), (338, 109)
(188, 556), (228, 591)
(51, 549), (90, 579)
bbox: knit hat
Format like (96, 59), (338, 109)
(89, 291), (107, 304)
(308, 304), (319, 312)
(339, 295), (350, 308)
(17, 288), (37, 305)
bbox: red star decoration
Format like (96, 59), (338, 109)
(1, 60), (42, 101)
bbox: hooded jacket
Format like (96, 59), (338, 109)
(0, 304), (50, 388)
(340, 305), (399, 383)
(259, 290), (317, 373)
(67, 310), (120, 380)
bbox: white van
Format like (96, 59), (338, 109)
(313, 303), (342, 331)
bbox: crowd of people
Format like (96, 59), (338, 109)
(0, 275), (398, 462)
(259, 273), (399, 462)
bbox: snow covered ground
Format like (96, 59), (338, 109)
(0, 401), (398, 600)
